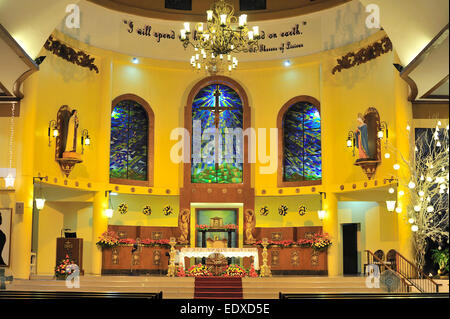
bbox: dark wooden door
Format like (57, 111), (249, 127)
(342, 224), (358, 275)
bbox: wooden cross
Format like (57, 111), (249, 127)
(201, 86), (238, 175)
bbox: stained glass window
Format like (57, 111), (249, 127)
(283, 102), (321, 182)
(191, 84), (243, 184)
(110, 100), (148, 181)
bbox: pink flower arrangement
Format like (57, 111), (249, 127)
(177, 266), (186, 277)
(224, 224), (238, 230)
(54, 254), (75, 279)
(196, 224), (210, 230)
(248, 264), (259, 278)
(96, 230), (119, 248)
(252, 233), (332, 251)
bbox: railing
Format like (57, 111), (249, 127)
(394, 250), (441, 293)
(365, 250), (412, 293)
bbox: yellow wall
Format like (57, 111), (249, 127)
(1, 29), (417, 276)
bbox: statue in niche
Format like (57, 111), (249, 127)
(178, 210), (190, 244)
(355, 113), (371, 161)
(61, 109), (81, 160)
(244, 210), (256, 244)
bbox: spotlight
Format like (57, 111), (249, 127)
(393, 63), (404, 72)
(34, 56), (46, 65)
(132, 57), (139, 64)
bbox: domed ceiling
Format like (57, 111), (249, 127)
(88, 0), (351, 21)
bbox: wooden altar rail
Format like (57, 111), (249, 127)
(102, 246), (328, 275)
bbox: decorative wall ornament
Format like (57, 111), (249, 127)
(163, 205), (174, 216)
(178, 209), (190, 244)
(271, 250), (280, 266)
(244, 209), (256, 244)
(331, 36), (392, 75)
(142, 205), (152, 216)
(271, 232), (282, 241)
(118, 203), (128, 215)
(111, 247), (119, 265)
(54, 105), (83, 177)
(153, 250), (161, 266)
(291, 250), (300, 267)
(298, 205), (307, 216)
(259, 206), (269, 216)
(311, 250), (320, 266)
(44, 36), (99, 73)
(278, 205), (288, 216)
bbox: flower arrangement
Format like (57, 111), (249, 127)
(140, 239), (171, 247)
(224, 224), (238, 230)
(187, 264), (212, 277)
(54, 254), (75, 279)
(223, 264), (247, 277)
(142, 205), (152, 216)
(252, 233), (332, 251)
(248, 264), (259, 278)
(163, 205), (174, 216)
(298, 205), (307, 216)
(311, 233), (332, 251)
(196, 224), (210, 230)
(96, 230), (119, 248)
(118, 203), (128, 215)
(118, 238), (136, 245)
(278, 205), (288, 216)
(259, 206), (269, 216)
(177, 266), (187, 277)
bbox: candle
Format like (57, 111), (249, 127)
(207, 10), (213, 22)
(239, 14), (247, 27)
(220, 14), (227, 26)
(248, 30), (254, 40)
(184, 22), (190, 33)
(180, 29), (186, 40)
(253, 26), (259, 37)
(198, 23), (204, 33)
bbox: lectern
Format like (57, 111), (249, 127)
(56, 237), (84, 275)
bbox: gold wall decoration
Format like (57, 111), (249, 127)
(112, 247), (119, 265)
(311, 250), (319, 266)
(332, 36), (392, 75)
(153, 250), (161, 266)
(291, 250), (300, 267)
(44, 36), (99, 73)
(271, 232), (282, 241)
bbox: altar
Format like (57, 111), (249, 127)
(179, 248), (260, 270)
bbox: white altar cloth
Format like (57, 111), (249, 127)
(179, 248), (260, 270)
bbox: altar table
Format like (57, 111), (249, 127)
(179, 248), (260, 270)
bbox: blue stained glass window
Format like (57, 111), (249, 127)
(110, 100), (148, 181)
(191, 84), (244, 184)
(283, 102), (321, 182)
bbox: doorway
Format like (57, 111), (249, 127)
(342, 223), (359, 275)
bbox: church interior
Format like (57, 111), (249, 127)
(0, 0), (448, 301)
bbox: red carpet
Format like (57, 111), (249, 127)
(194, 277), (243, 299)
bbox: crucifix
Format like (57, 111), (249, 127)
(201, 86), (238, 177)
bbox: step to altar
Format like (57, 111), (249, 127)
(5, 275), (388, 299)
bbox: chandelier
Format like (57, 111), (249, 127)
(179, 0), (260, 74)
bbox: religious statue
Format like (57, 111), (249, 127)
(244, 210), (256, 244)
(60, 108), (81, 161)
(355, 113), (371, 161)
(178, 209), (190, 244)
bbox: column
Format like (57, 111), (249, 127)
(394, 67), (414, 260)
(10, 74), (38, 279)
(91, 190), (109, 275)
(322, 192), (339, 276)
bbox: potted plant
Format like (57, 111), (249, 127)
(96, 230), (119, 249)
(432, 248), (449, 279)
(54, 254), (76, 280)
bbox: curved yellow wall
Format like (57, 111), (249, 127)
(1, 29), (415, 277)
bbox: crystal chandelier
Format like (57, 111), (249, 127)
(179, 0), (260, 74)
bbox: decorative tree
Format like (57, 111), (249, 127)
(385, 121), (449, 270)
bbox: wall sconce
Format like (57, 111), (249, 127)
(378, 121), (388, 141)
(4, 174), (15, 189)
(105, 190), (114, 218)
(318, 192), (327, 220)
(318, 210), (327, 220)
(386, 200), (397, 212)
(48, 120), (59, 146)
(346, 131), (356, 156)
(81, 129), (91, 154)
(33, 177), (47, 210)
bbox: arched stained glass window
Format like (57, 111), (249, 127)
(282, 101), (322, 183)
(191, 84), (243, 184)
(110, 99), (149, 182)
